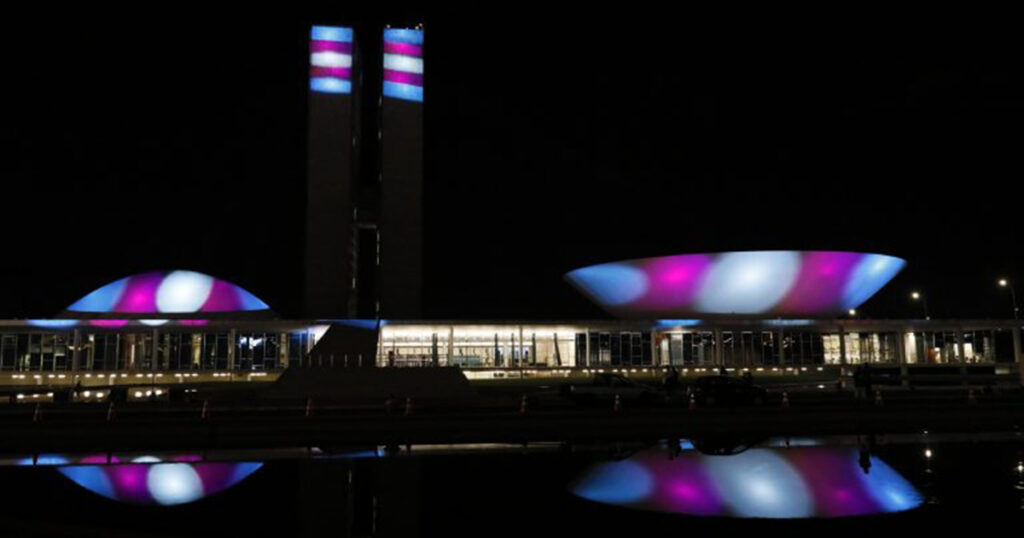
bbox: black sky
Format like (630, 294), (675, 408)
(0, 9), (1021, 320)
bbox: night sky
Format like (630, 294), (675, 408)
(1, 9), (1020, 320)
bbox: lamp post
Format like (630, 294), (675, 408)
(911, 291), (930, 320)
(999, 278), (1019, 320)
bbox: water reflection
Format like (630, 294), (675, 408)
(57, 456), (262, 506)
(572, 445), (922, 518)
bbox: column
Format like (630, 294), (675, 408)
(448, 325), (454, 366)
(71, 329), (82, 372)
(714, 329), (723, 367)
(838, 325), (848, 389)
(651, 331), (659, 367)
(151, 329), (160, 371)
(777, 329), (786, 367)
(895, 330), (909, 387)
(279, 333), (290, 369)
(227, 329), (236, 370)
(956, 328), (967, 384)
(1013, 325), (1023, 386)
(584, 328), (591, 368)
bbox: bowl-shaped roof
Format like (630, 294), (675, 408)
(64, 270), (271, 318)
(565, 251), (905, 318)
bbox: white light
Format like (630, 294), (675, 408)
(147, 463), (204, 505)
(310, 51), (352, 68)
(924, 449), (932, 459)
(83, 391), (91, 397)
(134, 391), (142, 397)
(155, 271), (214, 313)
(695, 251), (801, 314)
(383, 53), (424, 74)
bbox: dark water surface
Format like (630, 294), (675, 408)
(0, 436), (1022, 536)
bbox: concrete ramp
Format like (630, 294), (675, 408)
(264, 367), (478, 406)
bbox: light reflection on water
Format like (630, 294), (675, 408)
(55, 456), (262, 506)
(572, 445), (923, 518)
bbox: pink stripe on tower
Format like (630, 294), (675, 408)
(383, 41), (422, 57)
(310, 40), (353, 53)
(383, 69), (423, 86)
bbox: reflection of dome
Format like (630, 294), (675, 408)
(571, 445), (922, 518)
(565, 251), (905, 318)
(62, 270), (272, 318)
(58, 456), (263, 506)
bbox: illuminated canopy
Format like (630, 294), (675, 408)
(565, 251), (905, 318)
(572, 446), (922, 518)
(65, 270), (271, 317)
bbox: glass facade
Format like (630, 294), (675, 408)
(0, 321), (1018, 373)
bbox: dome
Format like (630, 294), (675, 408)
(63, 270), (272, 318)
(565, 251), (905, 318)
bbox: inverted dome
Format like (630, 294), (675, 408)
(565, 251), (905, 318)
(571, 445), (921, 518)
(65, 270), (271, 317)
(59, 456), (262, 506)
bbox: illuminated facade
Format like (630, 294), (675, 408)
(1, 317), (1019, 376)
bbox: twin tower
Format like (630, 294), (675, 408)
(304, 25), (424, 319)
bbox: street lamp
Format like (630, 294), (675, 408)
(848, 309), (857, 317)
(998, 278), (1019, 320)
(911, 291), (930, 320)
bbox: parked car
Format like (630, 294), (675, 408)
(688, 375), (766, 407)
(561, 373), (664, 405)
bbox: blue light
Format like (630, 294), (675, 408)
(842, 254), (906, 309)
(382, 81), (424, 102)
(655, 319), (702, 328)
(566, 263), (649, 306)
(858, 456), (923, 512)
(18, 454), (69, 466)
(27, 319), (78, 328)
(311, 26), (353, 42)
(231, 462), (263, 482)
(235, 286), (271, 311)
(572, 460), (655, 505)
(383, 28), (424, 45)
(59, 466), (117, 499)
(311, 77), (352, 94)
(704, 449), (814, 518)
(67, 277), (128, 312)
(695, 251), (801, 314)
(335, 320), (379, 330)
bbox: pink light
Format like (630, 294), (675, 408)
(638, 254), (713, 311)
(199, 279), (242, 312)
(779, 252), (861, 314)
(90, 319), (128, 328)
(112, 272), (162, 313)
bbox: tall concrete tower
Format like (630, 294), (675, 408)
(304, 26), (359, 317)
(379, 27), (425, 319)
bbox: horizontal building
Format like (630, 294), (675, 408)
(0, 319), (1020, 377)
